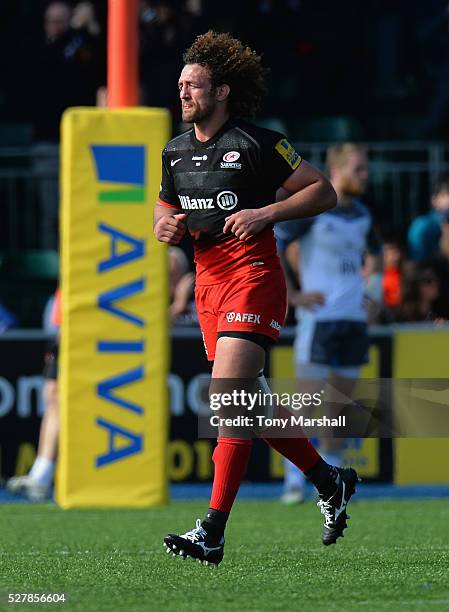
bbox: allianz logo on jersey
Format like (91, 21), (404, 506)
(179, 195), (214, 210)
(178, 191), (238, 211)
(221, 151), (242, 169)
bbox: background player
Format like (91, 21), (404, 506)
(7, 289), (61, 501)
(276, 143), (382, 501)
(153, 31), (360, 566)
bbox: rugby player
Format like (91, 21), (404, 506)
(276, 143), (382, 501)
(153, 31), (360, 566)
(7, 289), (61, 501)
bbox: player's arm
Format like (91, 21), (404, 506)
(363, 252), (383, 277)
(266, 160), (337, 222)
(363, 223), (383, 303)
(280, 247), (325, 309)
(277, 237), (300, 307)
(275, 217), (325, 309)
(363, 221), (383, 276)
(224, 161), (336, 240)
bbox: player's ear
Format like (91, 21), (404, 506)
(215, 84), (230, 102)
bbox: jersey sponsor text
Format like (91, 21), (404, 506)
(226, 311), (261, 324)
(275, 139), (302, 170)
(178, 195), (214, 210)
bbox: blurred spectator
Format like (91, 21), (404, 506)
(397, 260), (449, 322)
(185, 0), (205, 27)
(382, 236), (404, 309)
(71, 0), (106, 86)
(408, 174), (449, 261)
(169, 246), (196, 324)
(435, 216), (449, 304)
(31, 1), (105, 250)
(31, 1), (103, 142)
(71, 1), (101, 36)
(365, 235), (405, 324)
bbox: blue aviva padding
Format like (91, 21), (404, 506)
(91, 145), (146, 185)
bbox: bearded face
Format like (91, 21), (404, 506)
(337, 151), (369, 197)
(179, 64), (217, 124)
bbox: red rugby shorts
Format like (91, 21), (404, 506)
(195, 267), (287, 361)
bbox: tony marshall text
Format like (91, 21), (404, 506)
(210, 415), (346, 428)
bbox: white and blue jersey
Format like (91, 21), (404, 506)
(276, 200), (380, 366)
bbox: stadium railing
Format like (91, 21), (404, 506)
(0, 250), (58, 328)
(1, 142), (449, 251)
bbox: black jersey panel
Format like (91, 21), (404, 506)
(158, 120), (303, 246)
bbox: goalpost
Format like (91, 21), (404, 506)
(56, 0), (170, 508)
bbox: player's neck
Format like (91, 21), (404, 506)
(194, 111), (230, 143)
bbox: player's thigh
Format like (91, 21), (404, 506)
(211, 268), (284, 379)
(295, 361), (331, 380)
(212, 336), (265, 378)
(293, 360), (330, 400)
(195, 284), (219, 362)
(210, 337), (265, 439)
(331, 365), (360, 393)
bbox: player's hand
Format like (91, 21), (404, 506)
(223, 209), (268, 240)
(154, 213), (187, 245)
(289, 291), (325, 309)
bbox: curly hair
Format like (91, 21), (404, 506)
(183, 31), (268, 118)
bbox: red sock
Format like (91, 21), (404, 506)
(263, 437), (321, 473)
(209, 437), (252, 513)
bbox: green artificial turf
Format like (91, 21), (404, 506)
(1, 500), (448, 611)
